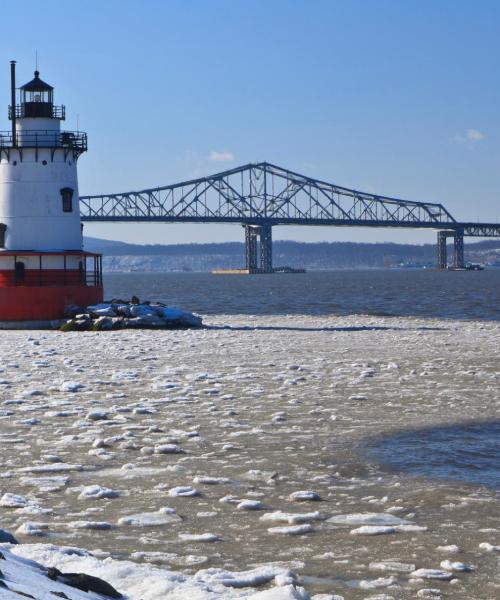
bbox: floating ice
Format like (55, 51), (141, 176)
(168, 486), (200, 497)
(267, 524), (315, 535)
(18, 463), (83, 473)
(350, 525), (395, 535)
(261, 511), (324, 524)
(0, 493), (28, 508)
(440, 560), (473, 572)
(15, 521), (48, 536)
(118, 508), (181, 527)
(78, 485), (120, 500)
(369, 560), (415, 572)
(411, 569), (453, 580)
(289, 491), (321, 502)
(59, 381), (84, 392)
(237, 500), (264, 510)
(178, 532), (220, 542)
(196, 565), (296, 588)
(193, 475), (231, 484)
(479, 542), (500, 552)
(327, 513), (410, 526)
(359, 576), (396, 589)
(86, 410), (109, 421)
(67, 521), (112, 530)
(154, 444), (185, 454)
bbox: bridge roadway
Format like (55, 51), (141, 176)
(80, 162), (500, 272)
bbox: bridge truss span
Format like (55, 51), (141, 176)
(80, 162), (456, 227)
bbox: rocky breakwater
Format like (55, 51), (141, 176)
(61, 299), (203, 331)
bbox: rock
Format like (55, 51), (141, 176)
(87, 304), (117, 317)
(0, 529), (18, 545)
(92, 316), (116, 330)
(61, 300), (203, 331)
(63, 304), (83, 318)
(47, 567), (122, 598)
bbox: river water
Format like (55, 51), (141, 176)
(1, 270), (499, 599)
(104, 269), (500, 321)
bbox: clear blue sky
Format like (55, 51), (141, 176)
(1, 0), (499, 245)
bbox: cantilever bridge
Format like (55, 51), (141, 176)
(80, 162), (500, 272)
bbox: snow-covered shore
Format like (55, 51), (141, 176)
(0, 314), (498, 599)
(0, 542), (309, 599)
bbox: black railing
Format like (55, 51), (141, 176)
(9, 103), (66, 120)
(0, 130), (87, 153)
(8, 253), (102, 287)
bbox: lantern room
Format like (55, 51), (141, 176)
(9, 70), (65, 120)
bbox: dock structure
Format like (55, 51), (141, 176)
(79, 162), (500, 272)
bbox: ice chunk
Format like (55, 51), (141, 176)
(267, 524), (315, 535)
(178, 532), (220, 542)
(78, 485), (119, 500)
(440, 560), (473, 572)
(411, 569), (453, 580)
(327, 512), (410, 526)
(369, 560), (415, 573)
(261, 511), (324, 524)
(237, 500), (264, 511)
(168, 486), (200, 497)
(0, 492), (28, 507)
(59, 381), (84, 393)
(350, 525), (395, 535)
(118, 508), (181, 527)
(289, 491), (321, 502)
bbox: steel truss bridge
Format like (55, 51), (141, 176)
(80, 162), (500, 272)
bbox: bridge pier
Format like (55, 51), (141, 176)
(259, 223), (273, 273)
(437, 231), (448, 268)
(244, 224), (273, 273)
(453, 229), (465, 269)
(245, 226), (258, 271)
(437, 229), (465, 269)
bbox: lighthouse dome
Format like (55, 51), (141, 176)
(20, 70), (54, 92)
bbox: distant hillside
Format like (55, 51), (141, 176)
(83, 236), (500, 272)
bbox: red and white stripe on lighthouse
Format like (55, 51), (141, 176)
(0, 61), (103, 321)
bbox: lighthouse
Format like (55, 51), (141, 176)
(0, 61), (103, 322)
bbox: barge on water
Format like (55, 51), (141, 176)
(212, 266), (306, 275)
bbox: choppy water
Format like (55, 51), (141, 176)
(104, 269), (500, 321)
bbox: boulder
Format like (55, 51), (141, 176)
(47, 567), (122, 598)
(0, 529), (18, 544)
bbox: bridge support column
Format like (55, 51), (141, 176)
(453, 229), (465, 269)
(437, 231), (448, 269)
(259, 223), (273, 273)
(244, 225), (258, 273)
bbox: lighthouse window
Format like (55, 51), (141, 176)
(60, 187), (74, 213)
(15, 261), (25, 282)
(0, 224), (6, 248)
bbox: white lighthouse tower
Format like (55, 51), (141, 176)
(0, 61), (103, 322)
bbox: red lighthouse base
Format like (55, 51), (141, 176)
(0, 285), (103, 321)
(0, 251), (103, 322)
